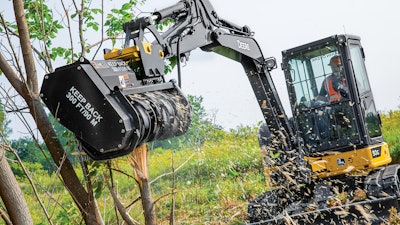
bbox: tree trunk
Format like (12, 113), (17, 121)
(0, 146), (33, 225)
(28, 97), (103, 225)
(140, 179), (156, 225)
(130, 145), (157, 225)
(0, 0), (104, 223)
(0, 51), (104, 224)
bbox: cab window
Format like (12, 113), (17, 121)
(286, 43), (358, 153)
(349, 43), (382, 138)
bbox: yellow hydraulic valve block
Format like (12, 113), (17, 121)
(104, 42), (164, 61)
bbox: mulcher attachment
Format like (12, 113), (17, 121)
(40, 58), (191, 160)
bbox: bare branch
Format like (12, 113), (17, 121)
(0, 86), (46, 150)
(92, 0), (104, 60)
(31, 47), (52, 73)
(78, 0), (85, 56)
(110, 168), (136, 180)
(0, 207), (12, 225)
(153, 190), (176, 205)
(107, 162), (120, 225)
(125, 196), (141, 210)
(0, 52), (27, 98)
(1, 141), (54, 225)
(103, 174), (139, 225)
(61, 0), (75, 63)
(86, 34), (123, 52)
(170, 151), (175, 225)
(12, 0), (38, 96)
(0, 14), (25, 80)
(150, 151), (197, 185)
(129, 145), (157, 224)
(80, 160), (92, 196)
(34, 1), (53, 72)
(0, 16), (53, 72)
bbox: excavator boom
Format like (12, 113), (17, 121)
(41, 0), (294, 160)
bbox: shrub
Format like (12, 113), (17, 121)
(381, 110), (400, 162)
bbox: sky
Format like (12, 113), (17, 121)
(133, 0), (400, 129)
(2, 0), (400, 139)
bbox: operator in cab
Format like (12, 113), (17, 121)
(315, 55), (354, 139)
(318, 55), (348, 102)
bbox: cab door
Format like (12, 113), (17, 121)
(347, 39), (383, 144)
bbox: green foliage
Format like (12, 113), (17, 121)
(2, 0), (146, 66)
(151, 95), (223, 150)
(23, 0), (63, 45)
(381, 110), (400, 162)
(13, 125), (264, 224)
(86, 161), (109, 198)
(11, 137), (45, 163)
(0, 102), (4, 128)
(0, 101), (12, 138)
(8, 136), (59, 175)
(149, 126), (264, 224)
(104, 0), (144, 46)
(48, 114), (86, 166)
(8, 114), (80, 175)
(164, 56), (177, 74)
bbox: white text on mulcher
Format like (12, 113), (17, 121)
(66, 86), (103, 127)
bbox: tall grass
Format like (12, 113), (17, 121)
(15, 110), (400, 224)
(18, 125), (265, 224)
(149, 125), (265, 224)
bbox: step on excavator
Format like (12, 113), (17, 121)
(39, 0), (400, 224)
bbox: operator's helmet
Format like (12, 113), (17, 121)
(328, 55), (342, 66)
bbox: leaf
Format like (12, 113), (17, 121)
(54, 20), (63, 29)
(121, 3), (132, 10)
(50, 47), (67, 60)
(91, 8), (102, 14)
(269, 150), (281, 159)
(122, 13), (133, 22)
(94, 181), (103, 198)
(87, 22), (99, 31)
(64, 49), (71, 58)
(111, 8), (120, 14)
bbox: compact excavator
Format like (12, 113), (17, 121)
(39, 0), (400, 224)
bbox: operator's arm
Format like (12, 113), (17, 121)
(319, 79), (328, 97)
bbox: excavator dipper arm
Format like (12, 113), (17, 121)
(121, 0), (294, 151)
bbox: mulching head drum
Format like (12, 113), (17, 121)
(40, 58), (191, 160)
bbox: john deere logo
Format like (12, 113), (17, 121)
(337, 158), (346, 166)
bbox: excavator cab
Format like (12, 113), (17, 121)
(281, 35), (391, 178)
(247, 34), (399, 224)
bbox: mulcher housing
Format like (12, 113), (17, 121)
(40, 58), (191, 160)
